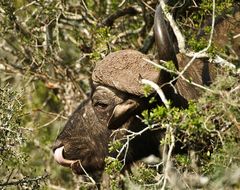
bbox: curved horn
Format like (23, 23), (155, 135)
(154, 4), (178, 70)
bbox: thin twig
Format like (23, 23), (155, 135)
(141, 79), (170, 109)
(141, 0), (156, 12)
(143, 58), (215, 93)
(78, 161), (96, 185)
(36, 113), (62, 129)
(118, 0), (127, 7)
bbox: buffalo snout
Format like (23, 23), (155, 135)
(52, 99), (111, 175)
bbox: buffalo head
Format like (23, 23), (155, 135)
(52, 50), (167, 176)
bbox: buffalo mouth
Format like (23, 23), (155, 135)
(53, 146), (76, 167)
(53, 146), (85, 175)
(53, 146), (105, 175)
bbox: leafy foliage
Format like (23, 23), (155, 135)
(0, 85), (25, 167)
(0, 86), (48, 189)
(0, 0), (239, 189)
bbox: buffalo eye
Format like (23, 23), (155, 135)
(93, 101), (108, 109)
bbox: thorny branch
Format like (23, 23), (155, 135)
(0, 173), (49, 187)
(102, 6), (140, 27)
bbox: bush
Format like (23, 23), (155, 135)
(0, 86), (48, 189)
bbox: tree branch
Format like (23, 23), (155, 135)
(102, 6), (140, 27)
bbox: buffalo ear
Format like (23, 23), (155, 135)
(107, 99), (140, 130)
